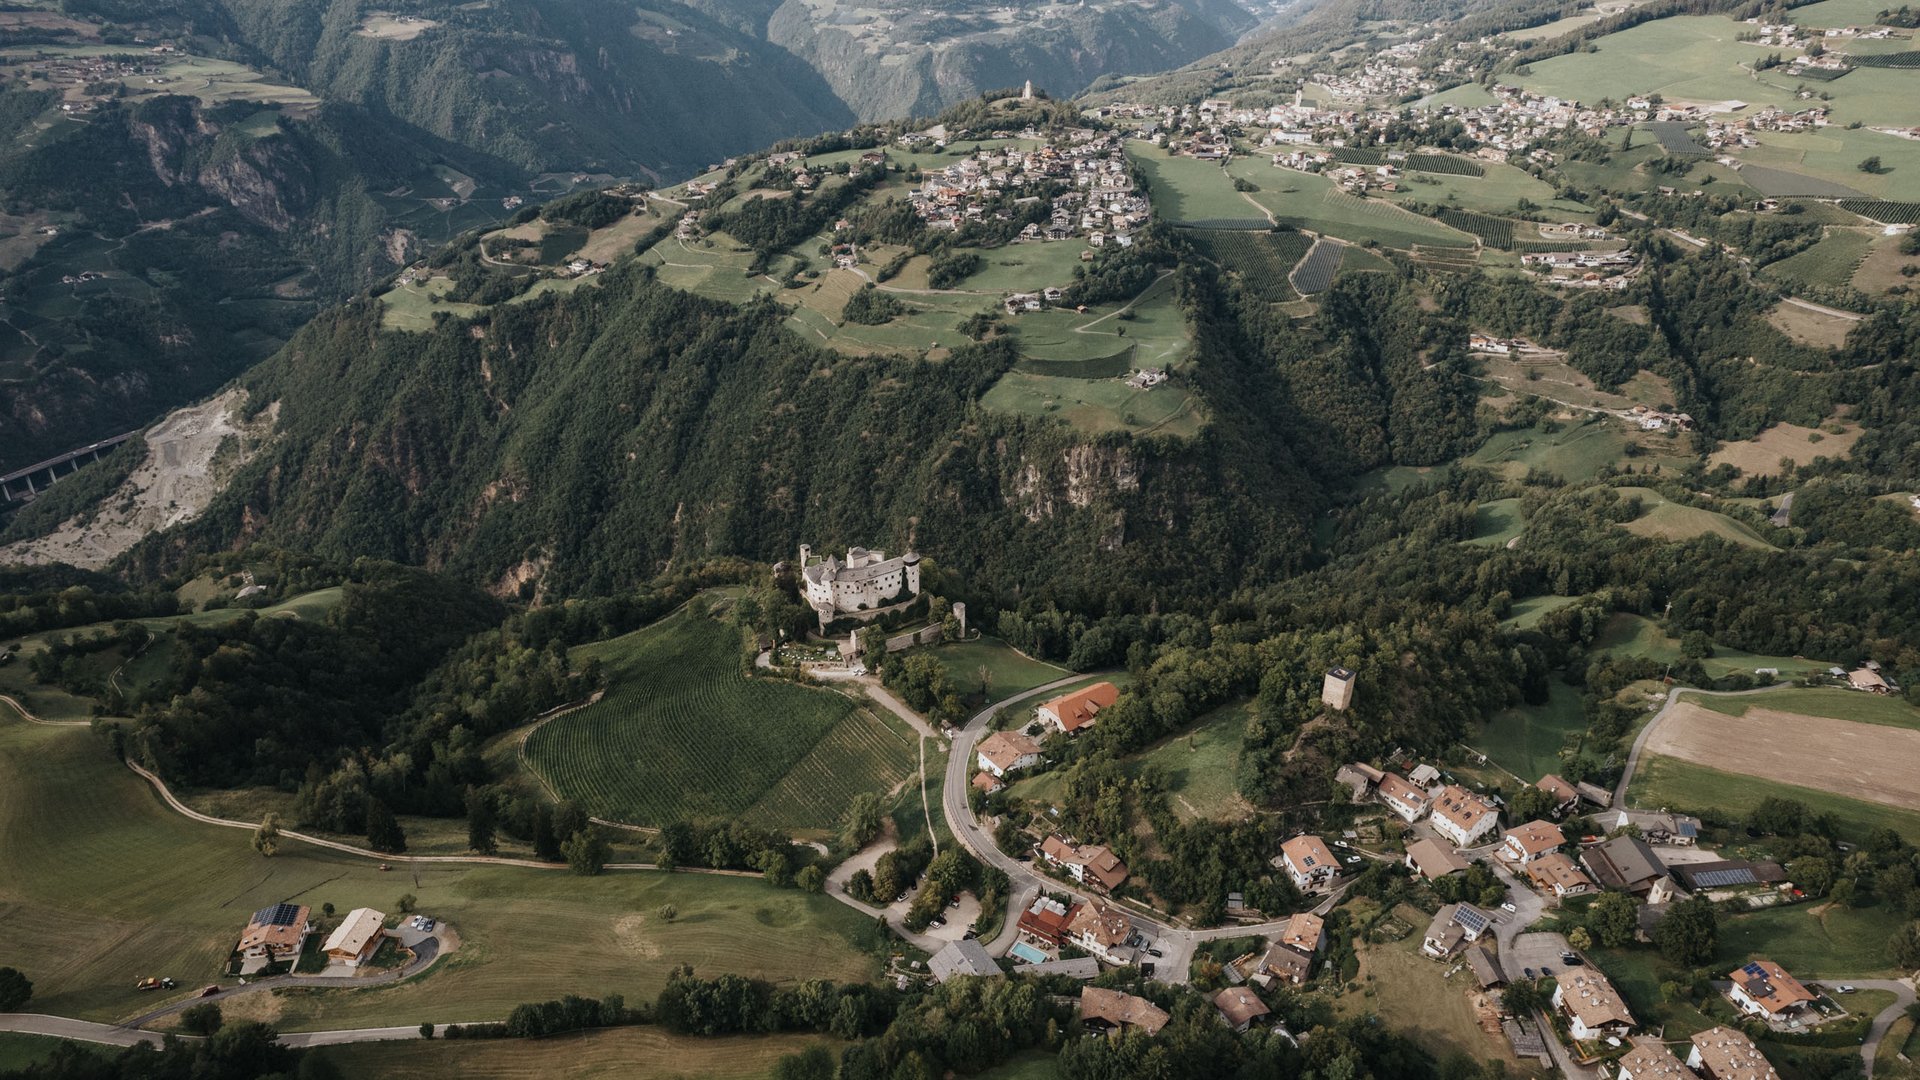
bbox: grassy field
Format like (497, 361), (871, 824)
(981, 368), (1205, 439)
(1613, 486), (1776, 549)
(1501, 594), (1583, 631)
(1465, 498), (1525, 547)
(0, 714), (883, 1029)
(315, 1029), (839, 1079)
(381, 276), (489, 332)
(1224, 158), (1477, 250)
(1472, 681), (1586, 782)
(1628, 752), (1920, 844)
(975, 1052), (1065, 1079)
(526, 608), (912, 830)
(1689, 687), (1920, 731)
(1126, 144), (1264, 224)
(930, 637), (1070, 705)
(1383, 161), (1588, 217)
(1339, 933), (1542, 1076)
(1127, 700), (1252, 821)
(1715, 900), (1914, 977)
(1465, 419), (1659, 482)
(1762, 229), (1877, 291)
(1592, 613), (1835, 680)
(1740, 127), (1920, 201)
(0, 1034), (107, 1071)
(1008, 272), (1191, 368)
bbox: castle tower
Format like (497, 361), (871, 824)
(952, 601), (966, 639)
(1022, 79), (1034, 101)
(798, 544), (811, 569)
(902, 550), (922, 595)
(1322, 667), (1355, 712)
(847, 628), (862, 659)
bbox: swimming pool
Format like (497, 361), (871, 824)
(1008, 941), (1050, 965)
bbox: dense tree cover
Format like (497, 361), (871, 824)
(0, 1022), (303, 1080)
(656, 968), (896, 1039)
(840, 284), (908, 325)
(0, 577), (178, 639)
(707, 170), (881, 257)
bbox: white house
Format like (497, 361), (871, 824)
(1377, 773), (1430, 822)
(1554, 970), (1634, 1040)
(1500, 820), (1565, 865)
(1430, 785), (1499, 847)
(976, 730), (1041, 778)
(1278, 834), (1339, 892)
(1727, 960), (1816, 1022)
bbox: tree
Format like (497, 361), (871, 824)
(0, 967), (31, 1012)
(841, 792), (884, 850)
(1859, 155), (1887, 174)
(1568, 927), (1593, 951)
(1588, 891), (1639, 948)
(1787, 856), (1835, 897)
(1890, 921), (1920, 969)
(365, 797), (406, 854)
(396, 892), (417, 914)
(465, 787), (496, 856)
(658, 903), (678, 923)
(419, 1022), (435, 1039)
(564, 827), (612, 876)
(1680, 630), (1714, 659)
(180, 1002), (224, 1037)
(533, 803), (561, 862)
(774, 1045), (836, 1080)
(1505, 785), (1559, 824)
(322, 902), (335, 918)
(252, 813), (281, 857)
(796, 864), (826, 894)
(1655, 895), (1718, 966)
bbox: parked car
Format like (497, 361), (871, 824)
(199, 986), (221, 998)
(1541, 967), (1554, 978)
(1148, 948), (1164, 958)
(1837, 985), (1857, 994)
(1560, 952), (1580, 965)
(1500, 902), (1517, 914)
(1344, 856), (1362, 864)
(1523, 968), (1535, 980)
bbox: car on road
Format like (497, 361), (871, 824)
(1523, 968), (1535, 980)
(1837, 985), (1857, 994)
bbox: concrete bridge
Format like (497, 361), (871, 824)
(0, 430), (138, 503)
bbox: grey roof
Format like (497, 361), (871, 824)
(929, 939), (1001, 982)
(1468, 947), (1506, 988)
(1582, 835), (1665, 891)
(1018, 956), (1101, 980)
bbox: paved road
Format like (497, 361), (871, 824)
(0, 1015), (166, 1048)
(1850, 978), (1918, 1080)
(1613, 683), (1795, 806)
(942, 673), (1327, 983)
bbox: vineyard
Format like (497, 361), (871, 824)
(1644, 121), (1710, 157)
(1289, 238), (1346, 295)
(1327, 147), (1387, 166)
(1163, 217), (1272, 230)
(1852, 50), (1920, 67)
(1838, 199), (1920, 224)
(1406, 154), (1485, 177)
(1183, 228), (1312, 301)
(1410, 244), (1481, 275)
(1435, 209), (1514, 248)
(526, 607), (910, 829)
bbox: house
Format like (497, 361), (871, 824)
(1066, 900), (1135, 965)
(1278, 912), (1325, 957)
(1728, 960), (1816, 1022)
(1336, 762), (1383, 801)
(1553, 969), (1634, 1040)
(1583, 835), (1667, 894)
(1526, 851), (1594, 898)
(1617, 1038), (1692, 1080)
(1214, 987), (1271, 1032)
(1847, 667), (1890, 693)
(1080, 987), (1169, 1036)
(1409, 764), (1441, 788)
(972, 771), (1005, 795)
(1501, 820), (1566, 865)
(1639, 812), (1701, 846)
(1278, 834), (1339, 892)
(1688, 1026), (1779, 1080)
(1672, 860), (1787, 893)
(237, 903), (312, 962)
(1377, 773), (1431, 822)
(1016, 895), (1075, 947)
(1038, 682), (1119, 734)
(977, 730), (1042, 778)
(1431, 785), (1500, 847)
(1041, 836), (1129, 891)
(1405, 838), (1470, 879)
(929, 939), (1001, 982)
(1420, 903), (1491, 958)
(1536, 774), (1580, 816)
(1257, 941), (1314, 985)
(1575, 780), (1614, 808)
(321, 908), (387, 968)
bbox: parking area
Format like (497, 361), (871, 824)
(1502, 931), (1576, 982)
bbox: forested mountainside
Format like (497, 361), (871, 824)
(0, 90), (520, 472)
(110, 254), (1474, 613)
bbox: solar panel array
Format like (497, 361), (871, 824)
(1690, 868), (1757, 889)
(1455, 906), (1490, 934)
(251, 902), (301, 927)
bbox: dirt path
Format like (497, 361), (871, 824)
(0, 692), (88, 727)
(1615, 684), (1798, 804)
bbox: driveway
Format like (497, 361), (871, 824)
(1850, 977), (1918, 1079)
(120, 932), (444, 1029)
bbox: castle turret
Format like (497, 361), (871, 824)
(902, 550), (922, 595)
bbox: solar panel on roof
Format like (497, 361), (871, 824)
(1691, 868), (1757, 888)
(251, 902), (300, 927)
(1743, 962), (1766, 977)
(1455, 907), (1489, 933)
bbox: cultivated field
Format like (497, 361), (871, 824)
(1127, 144), (1265, 225)
(1765, 301), (1859, 348)
(316, 1028), (837, 1079)
(1688, 687), (1920, 731)
(1762, 230), (1876, 291)
(1646, 700), (1920, 812)
(1338, 930), (1541, 1075)
(1224, 158), (1477, 250)
(0, 715), (882, 1028)
(525, 608), (913, 830)
(1629, 752), (1920, 844)
(1707, 420), (1861, 476)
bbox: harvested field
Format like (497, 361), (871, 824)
(1645, 701), (1920, 812)
(1708, 421), (1861, 475)
(1765, 301), (1857, 349)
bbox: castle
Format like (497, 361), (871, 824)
(799, 544), (921, 629)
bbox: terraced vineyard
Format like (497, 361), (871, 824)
(1410, 244), (1481, 275)
(1838, 199), (1920, 224)
(526, 607), (903, 829)
(1183, 228), (1312, 301)
(1436, 209), (1514, 248)
(1290, 238), (1346, 295)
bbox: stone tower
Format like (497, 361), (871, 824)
(952, 601), (967, 639)
(1322, 667), (1355, 711)
(903, 550), (922, 595)
(1022, 79), (1034, 101)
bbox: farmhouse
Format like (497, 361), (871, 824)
(1526, 852), (1594, 898)
(321, 907), (387, 969)
(1041, 835), (1130, 891)
(1500, 820), (1566, 865)
(1583, 835), (1667, 895)
(1377, 773), (1431, 822)
(972, 771), (1005, 794)
(1406, 837), (1470, 879)
(1278, 834), (1339, 892)
(1278, 912), (1325, 957)
(1688, 1026), (1779, 1080)
(1420, 903), (1490, 958)
(1214, 987), (1271, 1032)
(929, 939), (1001, 982)
(1038, 682), (1119, 735)
(236, 903), (311, 962)
(977, 730), (1042, 777)
(1553, 969), (1634, 1040)
(798, 545), (922, 629)
(1079, 987), (1169, 1036)
(1536, 774), (1581, 816)
(1617, 1038), (1692, 1080)
(1727, 960), (1816, 1022)
(1848, 667), (1891, 693)
(1431, 785), (1499, 847)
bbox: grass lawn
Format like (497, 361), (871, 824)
(1009, 272), (1192, 369)
(1741, 127), (1920, 201)
(981, 368), (1205, 439)
(0, 1034), (108, 1071)
(1689, 687), (1920, 731)
(974, 1051), (1064, 1079)
(1338, 934), (1542, 1076)
(315, 1028), (842, 1079)
(1127, 700), (1252, 821)
(380, 276), (488, 332)
(1384, 161), (1588, 217)
(1592, 614), (1835, 680)
(1224, 157), (1477, 250)
(1466, 498), (1525, 547)
(1502, 594), (1583, 630)
(930, 637), (1070, 705)
(527, 608), (912, 831)
(1126, 144), (1264, 224)
(1715, 900), (1913, 977)
(1627, 753), (1920, 844)
(0, 714), (884, 1030)
(1465, 420), (1642, 482)
(1472, 681), (1586, 781)
(1613, 486), (1776, 550)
